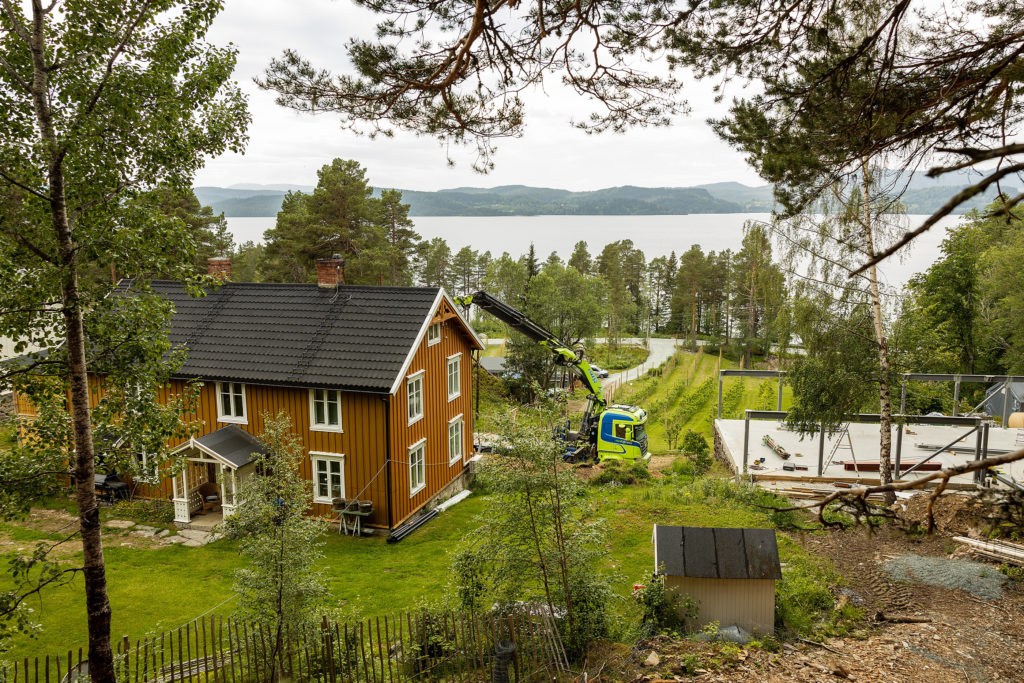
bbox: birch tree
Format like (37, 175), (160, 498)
(0, 1), (247, 676)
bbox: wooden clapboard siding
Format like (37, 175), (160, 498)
(13, 294), (480, 532)
(387, 299), (476, 527)
(137, 379), (391, 527)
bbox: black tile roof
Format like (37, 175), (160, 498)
(122, 280), (443, 393)
(195, 425), (266, 468)
(653, 524), (782, 580)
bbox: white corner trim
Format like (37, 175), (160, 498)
(389, 289), (445, 395)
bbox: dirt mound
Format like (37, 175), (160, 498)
(895, 492), (994, 535)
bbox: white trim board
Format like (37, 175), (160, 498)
(387, 288), (485, 395)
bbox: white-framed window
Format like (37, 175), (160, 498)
(407, 370), (424, 425)
(309, 388), (343, 432)
(448, 415), (464, 465)
(217, 382), (247, 424)
(311, 452), (346, 504)
(427, 322), (441, 345)
(409, 439), (426, 496)
(447, 353), (462, 401)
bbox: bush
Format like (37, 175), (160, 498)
(633, 570), (697, 637)
(111, 498), (174, 525)
(680, 430), (712, 476)
(590, 459), (651, 486)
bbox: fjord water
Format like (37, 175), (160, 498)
(226, 213), (958, 288)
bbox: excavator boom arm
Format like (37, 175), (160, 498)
(456, 291), (605, 401)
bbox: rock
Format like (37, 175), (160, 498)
(177, 529), (210, 542)
(130, 527), (157, 537)
(103, 519), (135, 529)
(182, 538), (204, 547)
(155, 529), (170, 538)
(163, 536), (186, 544)
(644, 651), (660, 667)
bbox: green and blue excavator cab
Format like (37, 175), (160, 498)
(456, 290), (649, 464)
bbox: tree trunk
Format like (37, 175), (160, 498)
(861, 163), (896, 505)
(28, 3), (116, 678)
(690, 280), (697, 352)
(745, 264), (756, 367)
(58, 194), (117, 683)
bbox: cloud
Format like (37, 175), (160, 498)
(194, 0), (765, 191)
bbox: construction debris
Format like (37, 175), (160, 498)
(953, 535), (1024, 567)
(762, 434), (791, 460)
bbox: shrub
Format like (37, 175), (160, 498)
(590, 459), (651, 486)
(112, 498), (174, 525)
(680, 430), (712, 475)
(633, 570), (697, 637)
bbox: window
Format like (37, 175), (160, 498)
(217, 382), (246, 423)
(447, 353), (461, 401)
(407, 370), (424, 425)
(409, 439), (426, 495)
(448, 415), (464, 465)
(427, 322), (441, 345)
(311, 452), (346, 504)
(310, 389), (343, 432)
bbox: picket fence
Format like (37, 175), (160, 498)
(2, 609), (570, 683)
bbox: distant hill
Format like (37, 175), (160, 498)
(195, 176), (1017, 217)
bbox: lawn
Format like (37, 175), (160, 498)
(0, 495), (489, 661)
(2, 468), (833, 662)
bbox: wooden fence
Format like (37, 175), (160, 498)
(1, 609), (570, 683)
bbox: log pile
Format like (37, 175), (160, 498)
(953, 535), (1024, 566)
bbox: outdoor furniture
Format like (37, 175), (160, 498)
(198, 482), (221, 513)
(332, 499), (372, 536)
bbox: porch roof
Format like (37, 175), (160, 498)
(188, 425), (265, 469)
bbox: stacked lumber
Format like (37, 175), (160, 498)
(763, 434), (791, 460)
(953, 536), (1024, 567)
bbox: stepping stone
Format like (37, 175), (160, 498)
(163, 536), (186, 544)
(130, 526), (158, 537)
(181, 538), (204, 547)
(104, 520), (135, 529)
(177, 529), (210, 542)
(155, 529), (170, 538)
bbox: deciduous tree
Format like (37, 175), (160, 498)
(0, 0), (248, 675)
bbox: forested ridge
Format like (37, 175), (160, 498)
(195, 175), (1016, 217)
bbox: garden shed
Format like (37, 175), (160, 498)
(652, 524), (781, 635)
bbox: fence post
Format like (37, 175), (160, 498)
(818, 423), (826, 477)
(742, 410), (751, 472)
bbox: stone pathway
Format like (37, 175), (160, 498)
(102, 519), (221, 547)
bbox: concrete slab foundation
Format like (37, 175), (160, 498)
(714, 419), (1024, 495)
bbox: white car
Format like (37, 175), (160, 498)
(590, 365), (610, 378)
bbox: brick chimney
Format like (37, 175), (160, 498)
(207, 257), (231, 281)
(316, 254), (345, 288)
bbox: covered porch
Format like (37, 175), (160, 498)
(170, 425), (263, 525)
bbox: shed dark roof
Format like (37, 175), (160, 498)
(120, 280), (450, 393)
(653, 525), (782, 580)
(193, 425), (266, 469)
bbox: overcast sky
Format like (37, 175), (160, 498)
(193, 0), (765, 192)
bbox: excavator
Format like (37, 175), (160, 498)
(456, 290), (649, 463)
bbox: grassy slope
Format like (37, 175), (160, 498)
(3, 476), (808, 661)
(619, 351), (794, 453)
(1, 353), (808, 660)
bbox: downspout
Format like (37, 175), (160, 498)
(381, 394), (394, 531)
